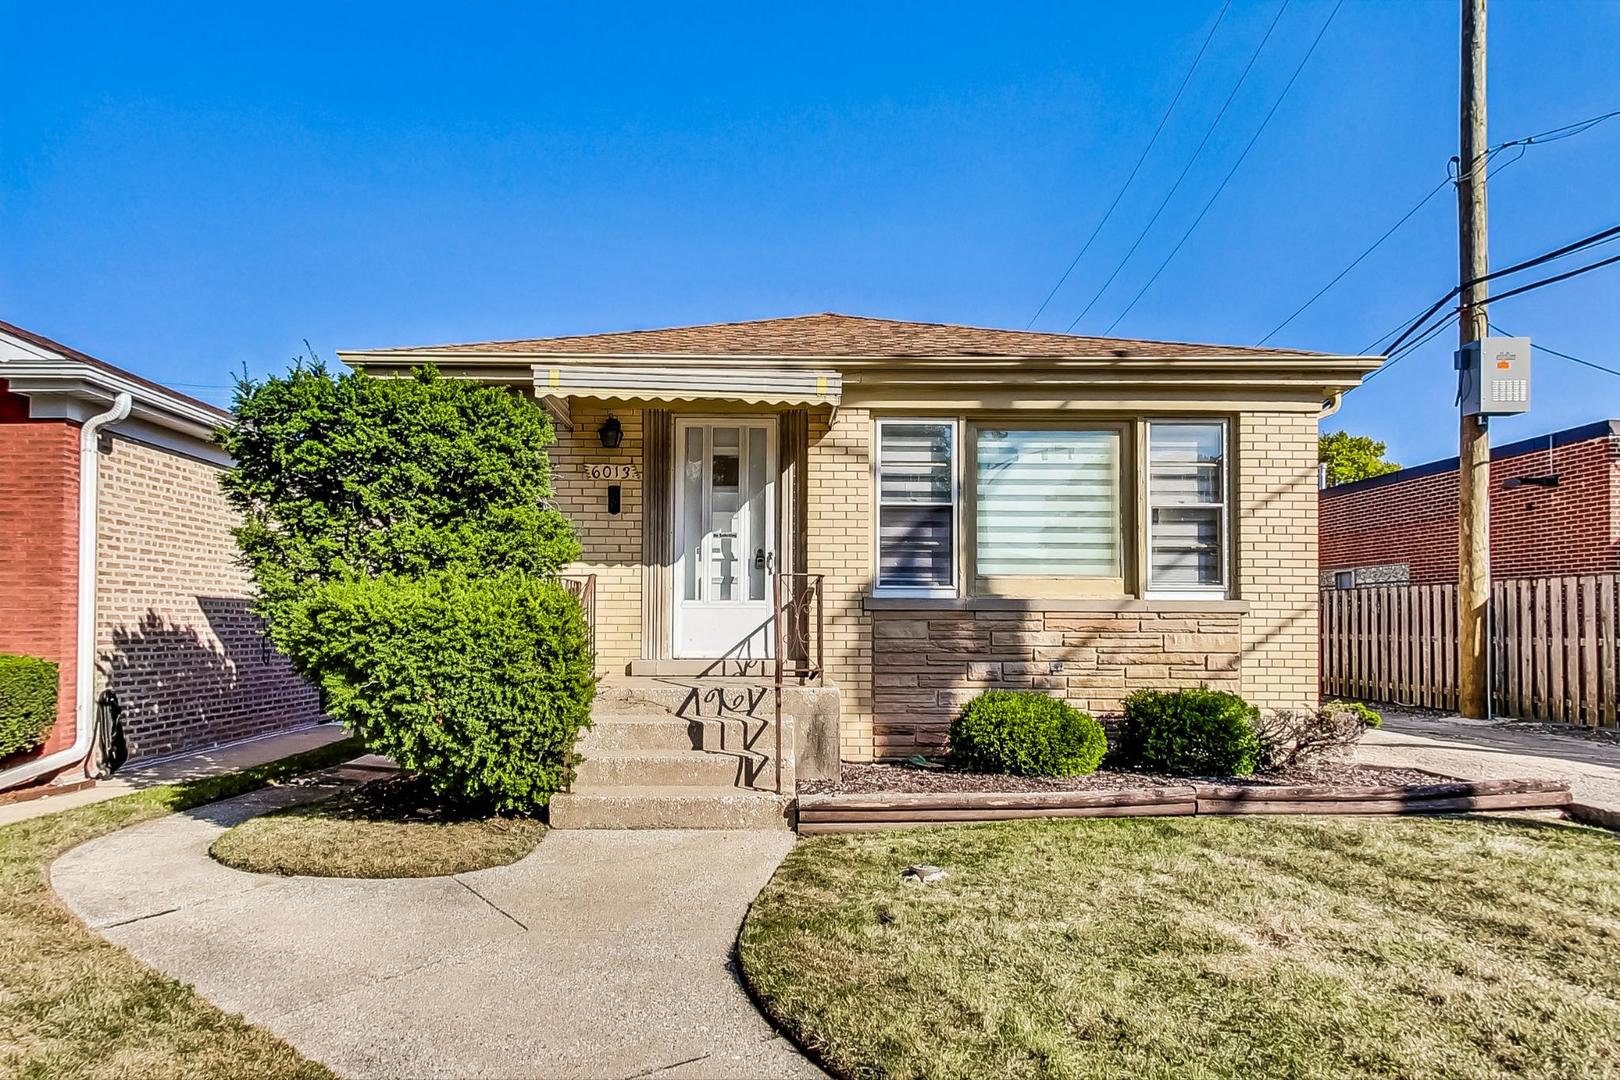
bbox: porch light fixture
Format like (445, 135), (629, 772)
(598, 416), (623, 449)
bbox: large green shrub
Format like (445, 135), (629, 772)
(283, 571), (595, 812)
(219, 363), (579, 626)
(220, 363), (591, 812)
(0, 654), (59, 759)
(1119, 688), (1261, 777)
(950, 690), (1107, 777)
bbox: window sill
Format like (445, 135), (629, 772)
(862, 594), (1249, 615)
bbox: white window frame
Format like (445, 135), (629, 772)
(1145, 418), (1230, 599)
(872, 416), (959, 598)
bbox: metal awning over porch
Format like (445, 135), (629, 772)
(532, 364), (842, 408)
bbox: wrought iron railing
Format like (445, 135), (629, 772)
(772, 572), (824, 794)
(559, 574), (597, 659)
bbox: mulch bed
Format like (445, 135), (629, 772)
(801, 760), (1442, 797)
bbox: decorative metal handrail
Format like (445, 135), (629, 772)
(772, 572), (825, 794)
(558, 573), (597, 661)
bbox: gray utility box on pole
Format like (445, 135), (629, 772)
(1456, 336), (1531, 416)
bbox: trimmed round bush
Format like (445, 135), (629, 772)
(280, 570), (596, 813)
(0, 653), (59, 759)
(949, 691), (1107, 777)
(1119, 687), (1261, 777)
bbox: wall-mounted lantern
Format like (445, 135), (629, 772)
(598, 416), (623, 449)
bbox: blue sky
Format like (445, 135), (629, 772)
(3, 1), (1617, 464)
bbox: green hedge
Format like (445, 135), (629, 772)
(0, 654), (59, 759)
(1119, 687), (1261, 777)
(280, 570), (596, 813)
(950, 690), (1107, 777)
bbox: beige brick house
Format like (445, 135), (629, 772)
(342, 313), (1379, 802)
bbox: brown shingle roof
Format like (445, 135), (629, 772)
(363, 313), (1333, 360)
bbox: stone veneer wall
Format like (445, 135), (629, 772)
(95, 434), (323, 760)
(547, 402), (644, 676)
(871, 609), (1242, 753)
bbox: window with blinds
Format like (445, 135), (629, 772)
(974, 428), (1121, 578)
(875, 420), (955, 591)
(1147, 421), (1227, 593)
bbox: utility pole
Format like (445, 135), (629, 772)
(1457, 0), (1491, 719)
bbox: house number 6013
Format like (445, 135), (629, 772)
(585, 463), (641, 481)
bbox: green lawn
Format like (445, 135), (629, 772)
(739, 816), (1620, 1080)
(210, 774), (545, 878)
(0, 738), (362, 1079)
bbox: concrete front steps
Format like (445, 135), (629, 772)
(548, 679), (796, 830)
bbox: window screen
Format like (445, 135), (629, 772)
(876, 421), (955, 590)
(1148, 421), (1227, 592)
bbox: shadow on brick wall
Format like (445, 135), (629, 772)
(99, 599), (320, 760)
(101, 608), (241, 759)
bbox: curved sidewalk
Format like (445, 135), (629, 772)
(52, 788), (820, 1079)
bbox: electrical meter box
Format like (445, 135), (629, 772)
(1456, 336), (1530, 416)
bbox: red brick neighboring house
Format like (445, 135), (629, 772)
(0, 320), (322, 791)
(1320, 420), (1620, 587)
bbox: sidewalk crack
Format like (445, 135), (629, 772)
(454, 876), (529, 932)
(100, 906), (180, 929)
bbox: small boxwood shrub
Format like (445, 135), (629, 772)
(949, 690), (1107, 777)
(280, 570), (596, 813)
(0, 653), (59, 759)
(1119, 687), (1261, 777)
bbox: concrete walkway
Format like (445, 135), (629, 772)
(1358, 710), (1620, 813)
(0, 723), (350, 827)
(50, 788), (820, 1080)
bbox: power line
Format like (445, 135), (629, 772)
(1489, 321), (1620, 379)
(1061, 0), (1292, 334)
(1485, 249), (1620, 306)
(1026, 0), (1234, 330)
(1361, 248), (1620, 388)
(1260, 106), (1617, 347)
(1383, 224), (1620, 355)
(1102, 0), (1345, 336)
(1360, 311), (1460, 384)
(1256, 177), (1449, 345)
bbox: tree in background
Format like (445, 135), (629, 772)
(219, 364), (593, 812)
(1319, 431), (1400, 486)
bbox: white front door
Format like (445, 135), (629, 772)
(673, 418), (778, 659)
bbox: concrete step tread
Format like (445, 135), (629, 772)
(588, 711), (764, 725)
(559, 784), (789, 801)
(576, 747), (763, 762)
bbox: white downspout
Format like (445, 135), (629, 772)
(0, 391), (133, 791)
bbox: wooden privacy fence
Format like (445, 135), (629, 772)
(1321, 573), (1620, 727)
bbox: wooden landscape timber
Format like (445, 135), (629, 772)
(796, 776), (1573, 834)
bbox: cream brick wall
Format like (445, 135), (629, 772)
(1236, 412), (1320, 710)
(95, 435), (323, 760)
(548, 403), (643, 676)
(806, 408), (875, 760)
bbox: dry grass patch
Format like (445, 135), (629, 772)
(0, 737), (363, 1079)
(740, 815), (1620, 1080)
(209, 774), (544, 878)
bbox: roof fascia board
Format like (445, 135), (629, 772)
(2, 360), (227, 438)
